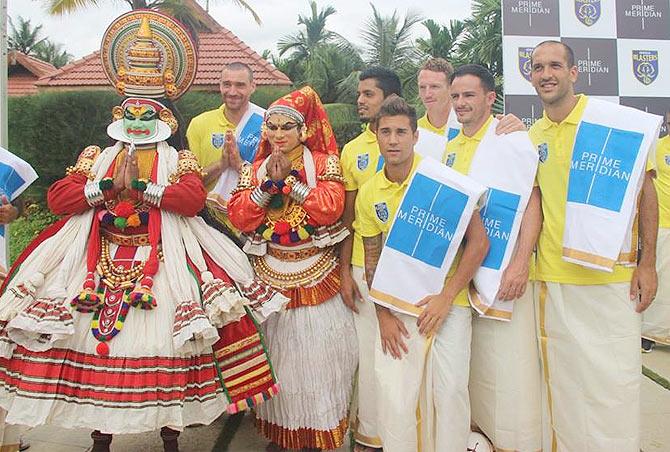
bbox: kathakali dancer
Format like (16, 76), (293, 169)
(0, 10), (286, 452)
(228, 86), (358, 451)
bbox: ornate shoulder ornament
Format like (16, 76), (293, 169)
(169, 150), (203, 183)
(66, 145), (102, 180)
(318, 154), (345, 183)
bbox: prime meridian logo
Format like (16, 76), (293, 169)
(518, 47), (534, 81)
(632, 50), (659, 85)
(575, 0), (601, 26)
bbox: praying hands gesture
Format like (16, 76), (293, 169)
(113, 151), (139, 193)
(267, 146), (292, 181)
(220, 130), (243, 172)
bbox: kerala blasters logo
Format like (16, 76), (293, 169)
(445, 153), (456, 167)
(211, 133), (225, 149)
(357, 153), (370, 170)
(632, 50), (659, 86)
(665, 155), (670, 166)
(538, 143), (549, 163)
(375, 202), (389, 223)
(575, 0), (601, 27)
(518, 47), (534, 82)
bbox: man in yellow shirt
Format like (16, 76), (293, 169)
(446, 64), (543, 452)
(186, 62), (264, 192)
(357, 96), (489, 452)
(339, 66), (401, 451)
(417, 57), (461, 140)
(642, 109), (670, 350)
(529, 41), (658, 452)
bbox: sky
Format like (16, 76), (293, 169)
(7, 0), (473, 60)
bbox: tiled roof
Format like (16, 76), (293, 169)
(7, 51), (57, 96)
(8, 51), (56, 78)
(35, 9), (291, 90)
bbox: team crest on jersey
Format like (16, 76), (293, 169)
(665, 155), (670, 166)
(538, 143), (549, 163)
(211, 133), (225, 149)
(357, 153), (370, 170)
(445, 153), (456, 167)
(633, 50), (659, 86)
(517, 47), (534, 82)
(375, 202), (389, 223)
(575, 0), (601, 27)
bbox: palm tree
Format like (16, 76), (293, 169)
(44, 0), (262, 26)
(8, 16), (49, 55)
(276, 1), (362, 103)
(360, 4), (423, 70)
(33, 41), (74, 68)
(416, 19), (465, 62)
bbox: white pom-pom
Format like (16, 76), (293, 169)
(29, 272), (45, 289)
(201, 271), (214, 284)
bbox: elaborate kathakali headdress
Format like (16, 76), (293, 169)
(256, 86), (339, 161)
(100, 10), (197, 144)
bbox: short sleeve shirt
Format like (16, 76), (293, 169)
(528, 94), (637, 285)
(356, 154), (469, 307)
(653, 135), (670, 228)
(342, 125), (383, 267)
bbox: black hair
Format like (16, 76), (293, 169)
(360, 66), (402, 98)
(450, 64), (496, 93)
(375, 95), (417, 132)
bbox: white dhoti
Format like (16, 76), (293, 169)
(536, 282), (640, 452)
(469, 284), (542, 452)
(375, 306), (471, 452)
(642, 228), (670, 345)
(351, 265), (382, 447)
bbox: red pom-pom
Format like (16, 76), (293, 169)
(282, 185), (291, 195)
(96, 341), (109, 356)
(279, 234), (291, 245)
(83, 279), (96, 290)
(114, 201), (136, 218)
(273, 221), (290, 235)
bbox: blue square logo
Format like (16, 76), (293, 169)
(567, 121), (643, 212)
(480, 188), (520, 270)
(385, 173), (468, 268)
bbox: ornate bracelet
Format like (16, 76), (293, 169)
(290, 181), (311, 204)
(84, 181), (105, 206)
(250, 186), (272, 208)
(142, 182), (166, 207)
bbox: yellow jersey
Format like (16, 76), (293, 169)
(654, 135), (670, 228)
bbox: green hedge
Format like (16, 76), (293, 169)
(8, 87), (362, 201)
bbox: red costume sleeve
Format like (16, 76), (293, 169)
(228, 163), (266, 233)
(160, 173), (207, 217)
(47, 174), (91, 216)
(302, 154), (345, 226)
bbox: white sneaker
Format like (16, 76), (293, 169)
(467, 431), (493, 452)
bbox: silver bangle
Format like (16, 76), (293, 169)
(84, 181), (104, 206)
(143, 182), (166, 207)
(250, 186), (271, 208)
(290, 181), (311, 204)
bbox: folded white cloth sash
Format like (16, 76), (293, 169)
(562, 98), (662, 271)
(369, 158), (487, 317)
(207, 102), (265, 210)
(466, 119), (538, 321)
(416, 109), (461, 161)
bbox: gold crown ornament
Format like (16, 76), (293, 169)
(100, 10), (197, 100)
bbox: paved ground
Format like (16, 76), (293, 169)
(20, 344), (670, 452)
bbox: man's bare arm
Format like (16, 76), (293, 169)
(497, 187), (542, 300)
(363, 234), (383, 290)
(340, 190), (361, 312)
(632, 172), (658, 312)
